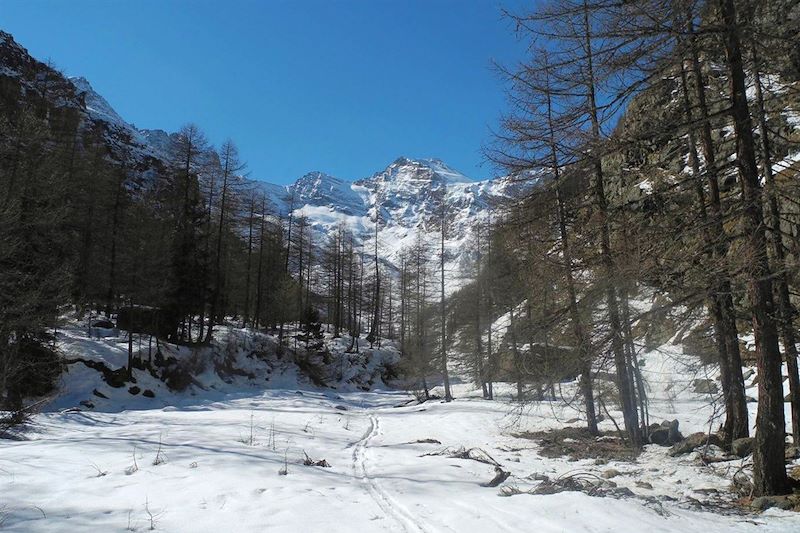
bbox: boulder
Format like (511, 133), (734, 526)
(143, 389), (155, 398)
(731, 437), (753, 458)
(667, 419), (683, 443)
(602, 468), (621, 479)
(669, 432), (724, 456)
(128, 386), (141, 395)
(608, 487), (635, 498)
(693, 379), (718, 395)
(649, 427), (671, 446)
(751, 496), (794, 511)
(648, 419), (683, 446)
(105, 367), (128, 388)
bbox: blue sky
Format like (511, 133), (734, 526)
(1, 0), (527, 184)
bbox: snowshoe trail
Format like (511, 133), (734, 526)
(352, 413), (433, 533)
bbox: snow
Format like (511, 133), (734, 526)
(59, 66), (535, 292)
(773, 151), (800, 176)
(3, 321), (800, 532)
(70, 77), (129, 128)
(4, 50), (798, 533)
(292, 172), (365, 216)
(785, 110), (800, 129)
(246, 157), (541, 296)
(4, 387), (799, 531)
(638, 179), (654, 195)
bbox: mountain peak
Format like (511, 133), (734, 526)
(0, 31), (40, 78)
(289, 170), (363, 214)
(297, 170), (343, 184)
(0, 30), (24, 52)
(69, 75), (128, 128)
(380, 156), (475, 185)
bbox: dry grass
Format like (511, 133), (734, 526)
(513, 426), (638, 461)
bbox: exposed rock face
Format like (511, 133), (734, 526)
(263, 157), (541, 291)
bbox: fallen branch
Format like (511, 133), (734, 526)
(422, 446), (501, 467)
(302, 451), (331, 468)
(481, 466), (511, 487)
(410, 438), (441, 445)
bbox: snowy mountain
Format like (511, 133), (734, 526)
(0, 30), (538, 288)
(255, 157), (540, 291)
(68, 75), (181, 177)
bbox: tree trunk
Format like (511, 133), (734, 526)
(717, 0), (787, 496)
(544, 51), (598, 434)
(582, 0), (640, 448)
(243, 197), (255, 328)
(440, 206), (452, 402)
(749, 29), (800, 447)
(509, 305), (523, 402)
(254, 196), (267, 329)
(685, 10), (750, 442)
(367, 215), (381, 345)
(677, 45), (744, 443)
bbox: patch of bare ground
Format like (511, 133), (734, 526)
(513, 426), (637, 461)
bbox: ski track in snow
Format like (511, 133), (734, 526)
(4, 386), (800, 532)
(353, 413), (433, 533)
(5, 325), (800, 533)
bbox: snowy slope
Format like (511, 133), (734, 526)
(4, 297), (800, 531)
(2, 31), (537, 291)
(70, 73), (536, 287)
(3, 383), (799, 532)
(253, 157), (542, 293)
(69, 76), (191, 174)
(61, 66), (538, 288)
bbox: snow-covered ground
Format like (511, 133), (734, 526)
(3, 386), (799, 532)
(3, 315), (800, 532)
(3, 372), (800, 530)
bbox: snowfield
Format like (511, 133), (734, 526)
(3, 385), (800, 531)
(2, 319), (800, 532)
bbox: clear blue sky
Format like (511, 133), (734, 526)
(1, 0), (527, 184)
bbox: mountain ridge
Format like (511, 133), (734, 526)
(0, 30), (539, 288)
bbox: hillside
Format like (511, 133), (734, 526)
(0, 31), (534, 289)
